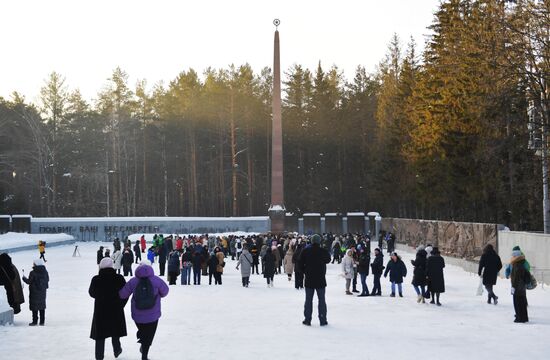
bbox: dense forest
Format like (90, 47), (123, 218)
(0, 0), (548, 230)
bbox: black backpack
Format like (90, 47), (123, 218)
(134, 278), (155, 310)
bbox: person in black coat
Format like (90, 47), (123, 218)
(97, 246), (104, 265)
(121, 247), (134, 277)
(264, 247), (276, 287)
(167, 250), (180, 285)
(158, 243), (167, 276)
(293, 242), (305, 289)
(411, 246), (428, 303)
(207, 253), (218, 285)
(89, 257), (127, 360)
(22, 259), (49, 326)
(299, 234), (331, 326)
(478, 244), (503, 305)
(133, 241), (142, 264)
(426, 247), (445, 306)
(384, 252), (407, 297)
(370, 248), (384, 296)
(192, 251), (202, 285)
(0, 253), (25, 314)
(357, 247), (370, 297)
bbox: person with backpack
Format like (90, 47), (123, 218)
(89, 257), (127, 360)
(478, 244), (503, 305)
(236, 245), (253, 287)
(167, 250), (180, 285)
(370, 248), (384, 296)
(119, 261), (169, 360)
(510, 248), (530, 323)
(384, 252), (407, 297)
(22, 259), (49, 326)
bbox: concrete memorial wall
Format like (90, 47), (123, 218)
(381, 218), (498, 260)
(498, 231), (550, 284)
(31, 216), (270, 241)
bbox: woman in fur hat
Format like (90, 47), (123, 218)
(22, 259), (49, 326)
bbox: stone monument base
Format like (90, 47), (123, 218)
(0, 308), (13, 325)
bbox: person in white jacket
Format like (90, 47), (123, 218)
(342, 249), (355, 295)
(111, 249), (123, 274)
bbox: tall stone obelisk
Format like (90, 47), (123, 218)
(268, 19), (286, 233)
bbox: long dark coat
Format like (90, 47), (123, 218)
(370, 252), (384, 276)
(357, 252), (370, 275)
(384, 258), (407, 283)
(89, 268), (127, 340)
(22, 265), (49, 311)
(263, 250), (276, 278)
(411, 250), (427, 287)
(426, 254), (445, 293)
(299, 243), (331, 288)
(0, 254), (25, 311)
(478, 250), (502, 286)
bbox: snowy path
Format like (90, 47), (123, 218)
(1, 243), (549, 360)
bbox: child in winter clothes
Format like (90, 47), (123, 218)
(167, 250), (181, 285)
(22, 259), (49, 326)
(147, 247), (155, 264)
(384, 252), (407, 297)
(342, 249), (355, 295)
(38, 240), (46, 262)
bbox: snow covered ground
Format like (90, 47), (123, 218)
(0, 232), (74, 252)
(1, 242), (549, 360)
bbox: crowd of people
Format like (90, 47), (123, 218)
(0, 231), (539, 359)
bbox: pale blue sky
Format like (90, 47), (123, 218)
(0, 0), (440, 104)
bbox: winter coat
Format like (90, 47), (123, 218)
(371, 252), (384, 276)
(133, 243), (141, 257)
(97, 249), (104, 265)
(278, 246), (284, 265)
(237, 250), (253, 277)
(299, 243), (331, 288)
(119, 263), (169, 324)
(342, 254), (354, 279)
(89, 268), (127, 340)
(22, 265), (49, 311)
(140, 236), (146, 252)
(122, 250), (134, 269)
(293, 245), (304, 273)
(181, 251), (193, 269)
(250, 244), (259, 265)
(216, 251), (225, 273)
(478, 249), (503, 286)
(192, 252), (203, 270)
(510, 255), (530, 295)
(411, 250), (427, 287)
(357, 252), (370, 275)
(112, 250), (123, 270)
(384, 258), (407, 284)
(236, 240), (243, 254)
(168, 252), (180, 273)
(207, 255), (218, 274)
(147, 249), (155, 264)
(283, 248), (295, 275)
(426, 254), (445, 293)
(263, 250), (276, 278)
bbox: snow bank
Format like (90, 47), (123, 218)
(0, 232), (75, 252)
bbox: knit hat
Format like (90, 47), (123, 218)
(512, 246), (521, 251)
(311, 234), (322, 244)
(99, 257), (113, 269)
(140, 259), (152, 266)
(33, 259), (45, 267)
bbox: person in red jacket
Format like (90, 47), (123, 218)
(140, 235), (146, 253)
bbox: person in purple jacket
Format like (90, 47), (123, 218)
(119, 260), (169, 360)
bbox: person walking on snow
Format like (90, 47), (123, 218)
(478, 244), (502, 305)
(264, 246), (276, 287)
(119, 261), (169, 360)
(411, 245), (428, 303)
(284, 244), (295, 281)
(89, 257), (127, 360)
(236, 245), (253, 287)
(384, 252), (407, 297)
(510, 248), (530, 323)
(426, 247), (445, 306)
(357, 245), (370, 297)
(134, 241), (142, 264)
